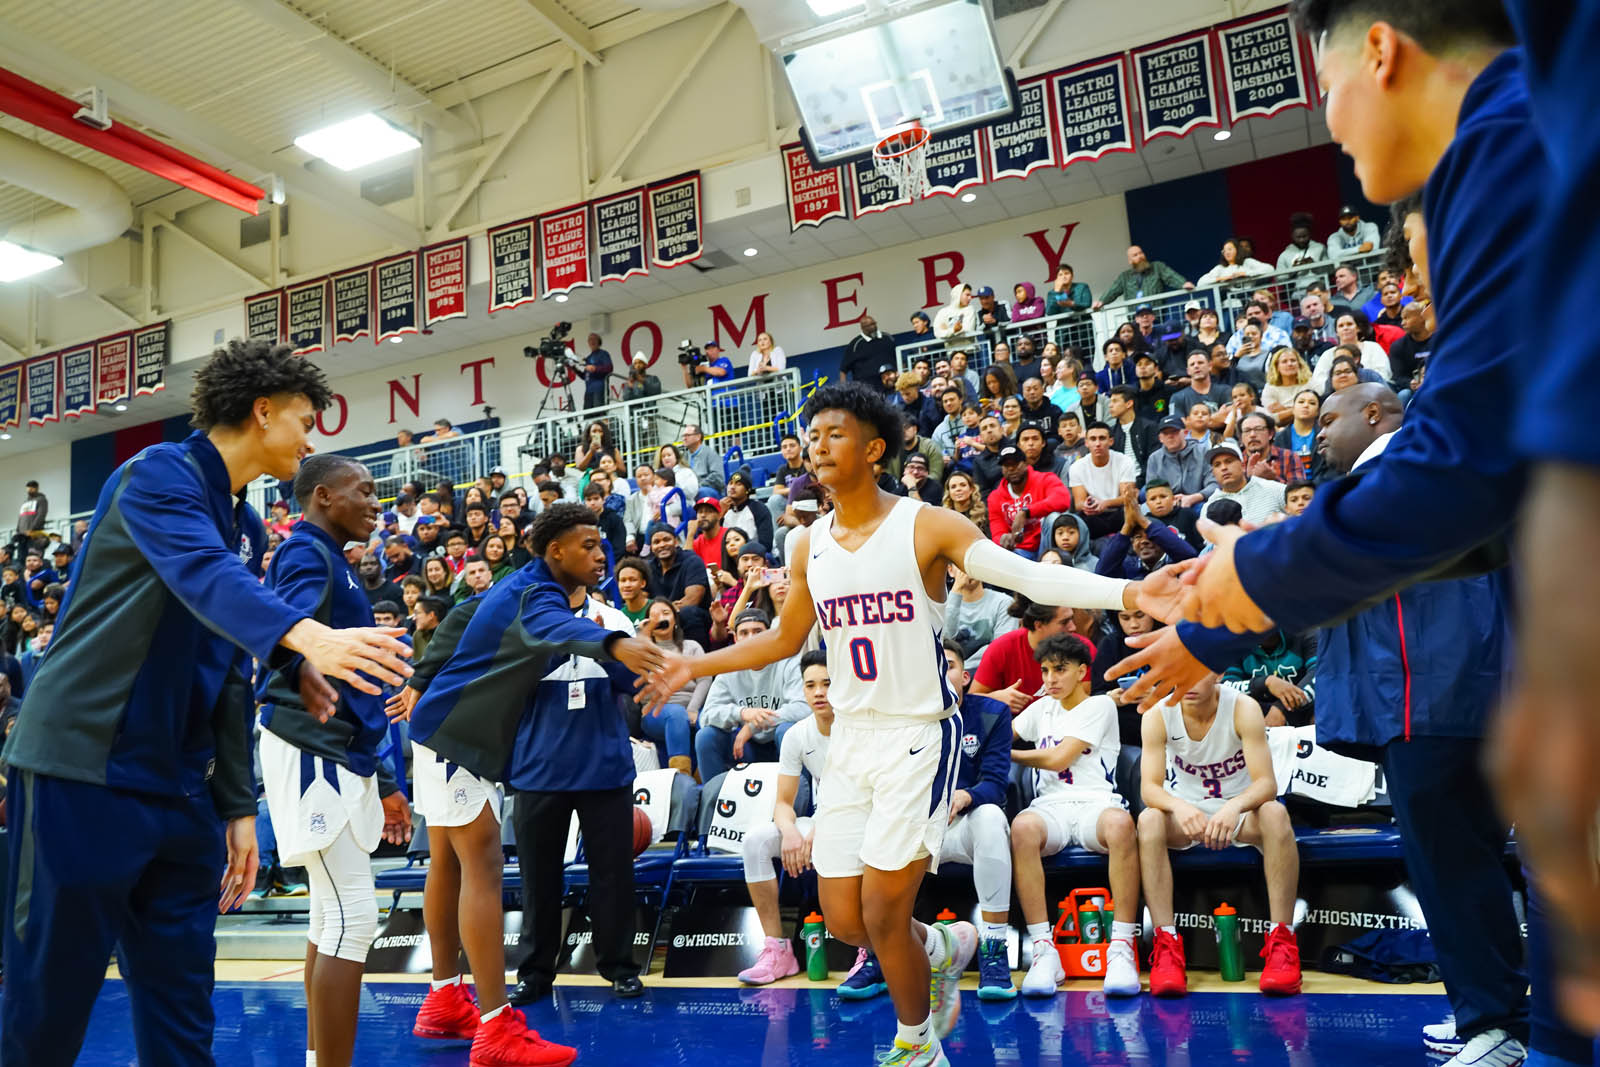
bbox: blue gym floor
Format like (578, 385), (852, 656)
(80, 979), (1454, 1065)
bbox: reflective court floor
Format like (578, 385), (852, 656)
(75, 967), (1466, 1066)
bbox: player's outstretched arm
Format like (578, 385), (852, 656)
(918, 505), (1188, 620)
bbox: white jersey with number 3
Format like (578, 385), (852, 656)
(805, 497), (954, 723)
(1161, 688), (1251, 804)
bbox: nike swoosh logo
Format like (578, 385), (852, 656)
(803, 749), (816, 757)
(1169, 736), (1187, 742)
(909, 744), (929, 756)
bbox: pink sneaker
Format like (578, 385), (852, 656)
(739, 936), (801, 985)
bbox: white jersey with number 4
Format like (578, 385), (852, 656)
(805, 497), (954, 724)
(1161, 687), (1251, 804)
(1012, 693), (1122, 804)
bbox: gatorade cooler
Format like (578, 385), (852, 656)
(1053, 887), (1111, 978)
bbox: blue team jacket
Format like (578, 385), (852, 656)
(256, 522), (388, 777)
(410, 558), (627, 781)
(507, 654), (638, 794)
(0, 432), (303, 806)
(953, 693), (1012, 811)
(1180, 51), (1542, 667)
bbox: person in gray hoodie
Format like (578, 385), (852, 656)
(1143, 415), (1216, 508)
(1039, 510), (1098, 573)
(693, 608), (808, 781)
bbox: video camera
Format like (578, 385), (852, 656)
(677, 338), (703, 367)
(524, 321), (575, 363)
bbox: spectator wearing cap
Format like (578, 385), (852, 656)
(1170, 350), (1233, 416)
(685, 340), (734, 393)
(1152, 415), (1209, 508)
(779, 491), (823, 564)
(973, 285), (1010, 340)
(646, 521), (712, 648)
(1068, 422), (1138, 538)
(840, 313), (897, 384)
(720, 471), (772, 549)
(876, 364), (899, 400)
(622, 355), (663, 401)
(1328, 205), (1381, 262)
(383, 536), (421, 582)
(583, 480), (629, 558)
(898, 452), (943, 504)
(988, 443), (1072, 558)
(1131, 352), (1174, 421)
(1130, 305), (1165, 354)
(1044, 264), (1093, 320)
(689, 494), (726, 569)
(265, 499), (294, 540)
(1202, 441), (1286, 526)
(413, 514), (444, 557)
(1289, 316), (1334, 368)
(693, 607), (808, 782)
(487, 465), (511, 497)
(48, 543), (75, 584)
(1093, 245), (1192, 310)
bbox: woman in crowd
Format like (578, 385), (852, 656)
(1196, 238), (1273, 286)
(979, 363), (1019, 413)
(613, 556), (653, 627)
(1114, 320), (1149, 356)
(1324, 351), (1369, 398)
(633, 597), (706, 776)
(1186, 307), (1225, 351)
(1261, 347), (1315, 425)
(1011, 282), (1045, 323)
(421, 556), (454, 599)
(1312, 310), (1392, 392)
(656, 443), (699, 496)
(941, 470), (988, 537)
(1275, 389), (1324, 481)
(713, 528), (751, 610)
(1047, 357), (1081, 411)
(749, 331), (786, 376)
(574, 419), (619, 473)
(999, 396), (1024, 442)
(477, 534), (514, 584)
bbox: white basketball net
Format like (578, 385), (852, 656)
(873, 123), (930, 201)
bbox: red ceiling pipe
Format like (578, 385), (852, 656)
(0, 67), (263, 214)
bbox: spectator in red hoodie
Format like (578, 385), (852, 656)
(987, 444), (1073, 560)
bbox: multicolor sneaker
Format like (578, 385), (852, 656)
(738, 936), (799, 985)
(930, 922), (975, 1038)
(1148, 929), (1187, 998)
(1423, 1016), (1465, 1056)
(1258, 925), (1302, 996)
(414, 981), (479, 1040)
(976, 938), (1017, 1000)
(468, 1007), (577, 1067)
(874, 1039), (949, 1066)
(838, 948), (888, 1000)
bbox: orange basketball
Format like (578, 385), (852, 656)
(633, 806), (653, 856)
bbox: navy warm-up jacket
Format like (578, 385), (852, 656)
(953, 692), (1012, 812)
(0, 432), (306, 818)
(409, 558), (628, 781)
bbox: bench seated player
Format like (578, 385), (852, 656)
(1137, 673), (1302, 997)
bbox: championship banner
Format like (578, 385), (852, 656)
(286, 278), (328, 355)
(1131, 30), (1224, 142)
(487, 219), (537, 312)
(0, 366), (19, 431)
(132, 321), (169, 397)
(60, 345), (94, 418)
(422, 238), (469, 327)
(593, 191), (647, 285)
(94, 333), (130, 407)
(374, 252), (420, 344)
(922, 128), (984, 198)
(1217, 9), (1313, 121)
(244, 289), (284, 343)
(25, 354), (58, 427)
(782, 144), (848, 231)
(1050, 54), (1136, 167)
(331, 267), (372, 344)
(850, 156), (911, 216)
(538, 207), (592, 298)
(986, 78), (1057, 181)
(648, 174), (703, 268)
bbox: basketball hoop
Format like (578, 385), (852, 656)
(873, 122), (930, 201)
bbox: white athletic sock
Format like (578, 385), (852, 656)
(306, 1052), (317, 1067)
(924, 924), (948, 969)
(1026, 921), (1051, 946)
(1159, 925), (1178, 938)
(480, 1004), (509, 1024)
(431, 974), (461, 991)
(981, 921), (1010, 943)
(1112, 921), (1140, 944)
(897, 1017), (933, 1048)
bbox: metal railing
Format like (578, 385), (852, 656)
(895, 251), (1388, 381)
(242, 370), (806, 513)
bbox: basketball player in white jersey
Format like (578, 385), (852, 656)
(1137, 673), (1302, 997)
(644, 383), (1182, 1067)
(738, 650), (833, 984)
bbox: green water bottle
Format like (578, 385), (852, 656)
(1214, 902), (1245, 982)
(1095, 895), (1114, 943)
(1078, 898), (1104, 944)
(803, 912), (829, 981)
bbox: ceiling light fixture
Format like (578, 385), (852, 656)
(555, 294), (569, 303)
(294, 113), (420, 171)
(1213, 129), (1232, 141)
(743, 247), (760, 257)
(0, 433), (11, 441)
(0, 241), (63, 283)
(114, 404), (127, 412)
(960, 192), (977, 203)
(388, 336), (403, 344)
(807, 0), (864, 16)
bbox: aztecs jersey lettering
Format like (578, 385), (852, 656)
(1160, 687), (1252, 804)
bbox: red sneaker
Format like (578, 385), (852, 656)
(470, 1007), (578, 1067)
(1148, 929), (1188, 998)
(1258, 925), (1303, 996)
(414, 981), (479, 1040)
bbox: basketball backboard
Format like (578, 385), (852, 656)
(780, 0), (1017, 164)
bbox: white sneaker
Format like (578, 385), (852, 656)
(1424, 1015), (1464, 1055)
(1102, 938), (1142, 996)
(1020, 941), (1065, 997)
(1440, 1029), (1525, 1066)
(929, 922), (974, 1039)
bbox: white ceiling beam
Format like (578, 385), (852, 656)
(0, 17), (421, 248)
(516, 0), (602, 66)
(149, 211), (271, 290)
(227, 0), (474, 142)
(90, 292), (140, 328)
(1008, 0), (1066, 69)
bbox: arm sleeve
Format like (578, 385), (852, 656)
(963, 537), (1129, 611)
(967, 707), (1013, 810)
(116, 456), (307, 663)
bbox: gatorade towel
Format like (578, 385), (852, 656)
(705, 762), (782, 853)
(631, 767), (676, 845)
(1267, 725), (1379, 808)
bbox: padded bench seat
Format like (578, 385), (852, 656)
(1037, 825), (1407, 874)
